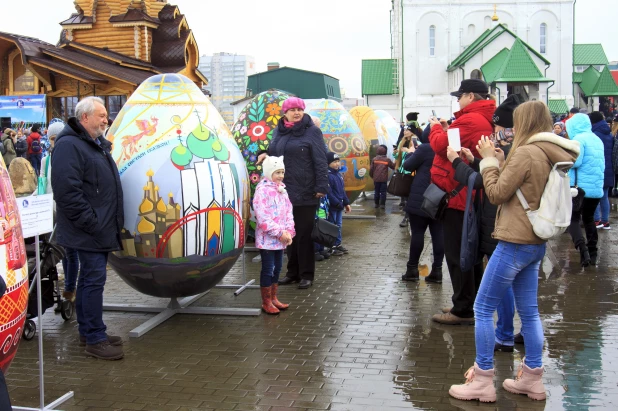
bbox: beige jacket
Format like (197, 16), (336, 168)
(479, 132), (580, 245)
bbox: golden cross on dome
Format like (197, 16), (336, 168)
(492, 4), (499, 22)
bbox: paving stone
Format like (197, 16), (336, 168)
(6, 198), (618, 410)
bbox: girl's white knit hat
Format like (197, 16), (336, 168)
(262, 156), (285, 180)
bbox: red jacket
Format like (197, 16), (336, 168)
(429, 99), (495, 211)
(27, 132), (42, 155)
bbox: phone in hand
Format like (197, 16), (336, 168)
(432, 110), (437, 118)
(412, 137), (419, 148)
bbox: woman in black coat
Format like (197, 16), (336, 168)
(401, 126), (444, 283)
(257, 97), (329, 289)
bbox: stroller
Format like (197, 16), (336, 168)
(23, 234), (74, 340)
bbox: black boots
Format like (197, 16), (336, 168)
(401, 265), (419, 282)
(578, 245), (590, 267)
(425, 266), (443, 284)
(379, 198), (386, 209)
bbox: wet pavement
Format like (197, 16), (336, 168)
(7, 198), (618, 410)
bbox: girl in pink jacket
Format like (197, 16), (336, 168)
(253, 156), (295, 314)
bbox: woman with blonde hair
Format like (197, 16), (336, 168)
(449, 101), (580, 402)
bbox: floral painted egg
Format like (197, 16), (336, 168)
(0, 156), (28, 373)
(349, 106), (393, 192)
(307, 100), (369, 202)
(232, 89), (291, 236)
(106, 74), (249, 298)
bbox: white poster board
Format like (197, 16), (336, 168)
(16, 194), (53, 237)
(447, 128), (461, 152)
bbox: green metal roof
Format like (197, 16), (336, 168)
(573, 72), (583, 83)
(573, 44), (609, 66)
(579, 66), (601, 96)
(361, 59), (397, 95)
(246, 67), (341, 100)
(591, 66), (618, 96)
(480, 40), (551, 84)
(548, 99), (569, 114)
(448, 24), (550, 72)
(481, 48), (509, 83)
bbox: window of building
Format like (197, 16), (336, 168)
(14, 69), (35, 92)
(468, 24), (475, 38)
(540, 23), (547, 54)
(429, 25), (436, 56)
(484, 16), (491, 29)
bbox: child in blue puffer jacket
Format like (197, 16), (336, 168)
(566, 113), (605, 266)
(326, 152), (351, 256)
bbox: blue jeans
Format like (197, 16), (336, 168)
(76, 250), (108, 345)
(374, 182), (387, 203)
(593, 187), (610, 223)
(485, 251), (516, 346)
(474, 241), (546, 370)
(62, 247), (79, 293)
(260, 249), (283, 287)
(29, 153), (42, 175)
(495, 286), (515, 345)
(328, 209), (343, 246)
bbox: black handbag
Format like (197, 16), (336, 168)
(571, 170), (586, 212)
(421, 183), (464, 220)
(311, 218), (339, 248)
(387, 172), (414, 197)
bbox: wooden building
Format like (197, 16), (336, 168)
(0, 0), (207, 122)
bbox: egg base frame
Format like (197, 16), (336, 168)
(102, 250), (260, 338)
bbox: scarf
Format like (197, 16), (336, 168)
(283, 119), (296, 128)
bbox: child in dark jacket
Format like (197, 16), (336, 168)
(369, 144), (395, 208)
(326, 152), (351, 256)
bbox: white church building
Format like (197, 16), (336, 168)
(362, 0), (581, 121)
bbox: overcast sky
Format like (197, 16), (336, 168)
(1, 0), (615, 98)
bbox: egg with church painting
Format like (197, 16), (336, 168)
(349, 106), (393, 192)
(307, 99), (369, 202)
(232, 89), (291, 237)
(0, 156), (28, 373)
(105, 73), (249, 298)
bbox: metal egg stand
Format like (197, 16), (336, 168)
(102, 247), (260, 338)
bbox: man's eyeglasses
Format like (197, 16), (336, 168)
(457, 93), (470, 102)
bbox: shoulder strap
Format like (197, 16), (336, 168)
(449, 183), (465, 197)
(516, 189), (531, 212)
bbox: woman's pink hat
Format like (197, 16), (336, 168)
(281, 97), (306, 113)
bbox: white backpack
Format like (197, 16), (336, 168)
(515, 161), (573, 240)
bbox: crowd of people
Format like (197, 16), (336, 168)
(2, 85), (617, 405)
(388, 78), (618, 402)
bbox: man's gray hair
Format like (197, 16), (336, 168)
(75, 96), (105, 120)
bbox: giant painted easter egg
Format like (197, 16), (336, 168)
(0, 156), (28, 373)
(232, 89), (290, 237)
(373, 110), (400, 158)
(307, 100), (369, 202)
(106, 74), (249, 298)
(349, 106), (392, 192)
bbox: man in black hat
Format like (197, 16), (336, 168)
(428, 78), (495, 326)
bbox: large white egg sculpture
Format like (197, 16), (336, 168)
(106, 74), (249, 298)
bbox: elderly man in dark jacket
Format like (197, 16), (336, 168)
(402, 124), (444, 283)
(51, 96), (125, 360)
